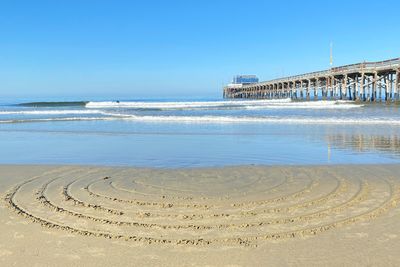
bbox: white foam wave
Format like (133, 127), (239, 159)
(244, 101), (362, 110)
(85, 99), (292, 109)
(0, 117), (110, 124)
(2, 113), (397, 126)
(80, 112), (400, 125)
(117, 115), (399, 125)
(85, 99), (362, 110)
(0, 110), (103, 115)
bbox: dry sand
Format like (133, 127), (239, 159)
(0, 164), (400, 266)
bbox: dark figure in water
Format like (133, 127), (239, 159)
(116, 101), (120, 103)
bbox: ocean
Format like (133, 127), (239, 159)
(0, 97), (400, 168)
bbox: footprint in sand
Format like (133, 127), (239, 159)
(383, 233), (398, 239)
(0, 249), (13, 257)
(377, 233), (398, 243)
(85, 247), (106, 257)
(13, 232), (24, 239)
(54, 253), (81, 260)
(345, 232), (369, 239)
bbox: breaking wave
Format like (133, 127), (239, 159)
(18, 101), (88, 107)
(85, 99), (363, 110)
(115, 115), (400, 125)
(0, 110), (103, 115)
(1, 114), (399, 126)
(85, 99), (289, 109)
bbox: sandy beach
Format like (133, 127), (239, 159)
(2, 1), (400, 266)
(0, 164), (399, 266)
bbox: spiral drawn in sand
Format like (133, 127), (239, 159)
(4, 166), (400, 247)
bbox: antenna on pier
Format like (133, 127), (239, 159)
(330, 42), (333, 67)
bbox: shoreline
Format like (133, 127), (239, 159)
(1, 164), (399, 266)
(2, 162), (400, 169)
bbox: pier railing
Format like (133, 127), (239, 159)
(332, 58), (400, 74)
(223, 58), (400, 102)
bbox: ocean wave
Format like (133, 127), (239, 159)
(2, 114), (399, 126)
(0, 110), (103, 115)
(117, 115), (400, 125)
(244, 101), (362, 109)
(85, 99), (292, 109)
(18, 101), (88, 107)
(0, 117), (110, 124)
(85, 99), (362, 110)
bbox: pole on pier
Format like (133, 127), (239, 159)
(276, 83), (279, 98)
(300, 81), (303, 99)
(367, 75), (371, 101)
(396, 69), (400, 101)
(371, 72), (377, 102)
(348, 76), (353, 101)
(353, 76), (357, 101)
(279, 83), (281, 98)
(326, 78), (330, 100)
(325, 77), (328, 100)
(272, 84), (274, 99)
(278, 83), (281, 99)
(330, 76), (334, 99)
(283, 83), (286, 98)
(385, 75), (389, 102)
(332, 77), (337, 100)
(338, 77), (343, 100)
(285, 83), (287, 98)
(271, 84), (273, 99)
(286, 83), (289, 99)
(361, 73), (365, 101)
(279, 83), (282, 98)
(290, 82), (294, 99)
(343, 75), (348, 100)
(273, 83), (275, 98)
(270, 85), (273, 99)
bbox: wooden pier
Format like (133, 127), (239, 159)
(223, 58), (400, 102)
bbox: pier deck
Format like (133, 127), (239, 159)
(223, 58), (400, 102)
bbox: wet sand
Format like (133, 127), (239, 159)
(0, 164), (400, 266)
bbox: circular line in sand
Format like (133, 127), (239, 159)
(4, 167), (399, 247)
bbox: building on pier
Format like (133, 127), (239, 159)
(223, 58), (400, 102)
(232, 75), (259, 85)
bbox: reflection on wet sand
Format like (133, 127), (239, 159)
(327, 133), (400, 157)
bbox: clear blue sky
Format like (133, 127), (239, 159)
(1, 0), (399, 99)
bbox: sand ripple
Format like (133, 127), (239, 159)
(4, 166), (400, 247)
